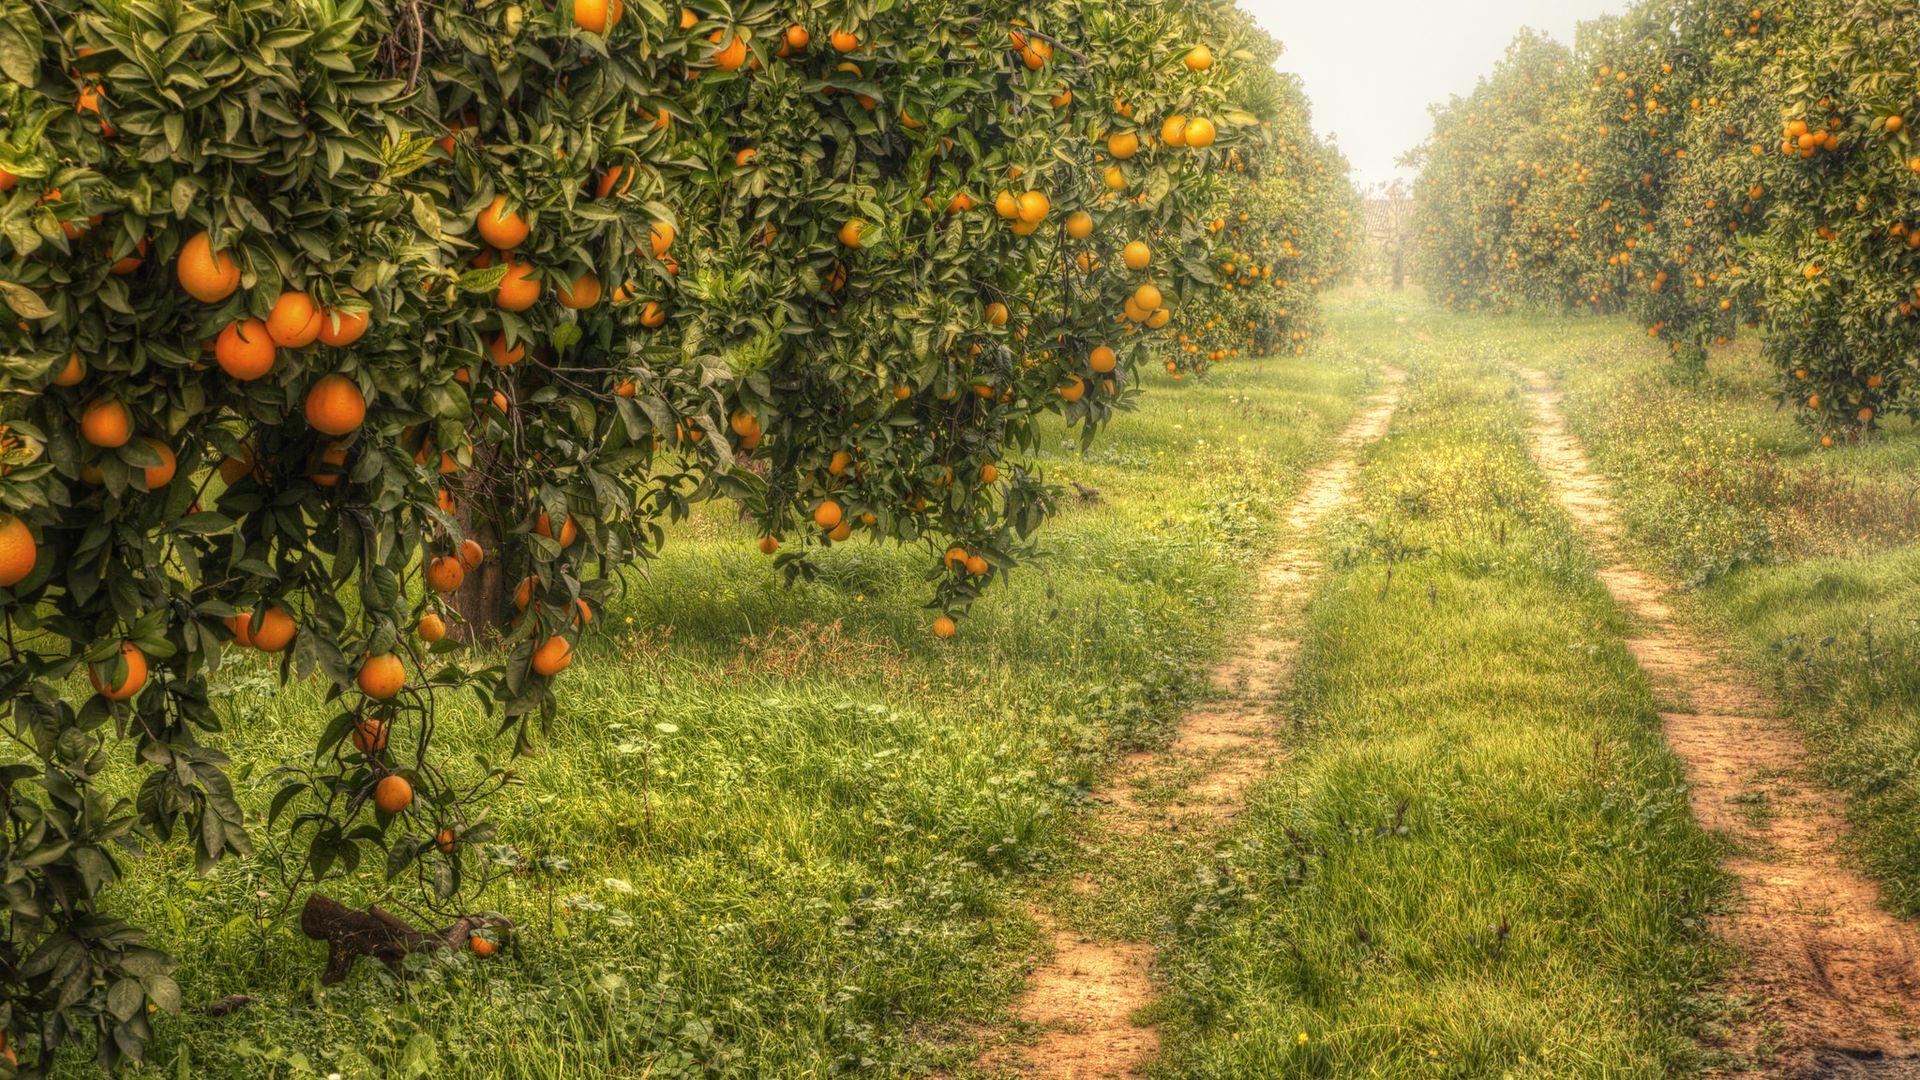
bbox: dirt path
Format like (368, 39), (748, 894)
(982, 366), (1406, 1080)
(1517, 368), (1920, 1078)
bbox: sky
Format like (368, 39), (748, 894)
(1241, 0), (1632, 192)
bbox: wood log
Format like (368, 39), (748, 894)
(300, 894), (511, 984)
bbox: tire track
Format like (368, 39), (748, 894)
(1517, 368), (1920, 1078)
(981, 366), (1405, 1079)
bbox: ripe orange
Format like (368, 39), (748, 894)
(1122, 241), (1150, 270)
(309, 441), (349, 487)
(1065, 211), (1093, 239)
(573, 0), (622, 32)
(784, 24), (810, 51)
(488, 334), (525, 367)
(374, 773), (414, 814)
(0, 514), (38, 588)
(317, 302), (370, 347)
(215, 318), (277, 380)
(357, 653), (406, 699)
(497, 261), (540, 311)
(79, 398), (132, 448)
(981, 463), (999, 483)
(266, 292), (323, 347)
(469, 934), (497, 958)
(813, 499), (843, 530)
(965, 554), (988, 576)
(251, 607), (297, 652)
(1184, 45), (1213, 71)
(650, 220), (676, 258)
(306, 374), (367, 435)
(351, 717), (390, 754)
(418, 612), (448, 643)
(986, 302), (1009, 326)
(476, 195), (530, 249)
(1058, 376), (1086, 402)
(139, 438), (177, 489)
(557, 271), (602, 309)
(531, 636), (573, 676)
(0, 166), (14, 192)
(1183, 117), (1217, 147)
(1132, 283), (1163, 310)
(436, 828), (456, 854)
(426, 555), (465, 594)
(1160, 115), (1188, 146)
(838, 219), (865, 248)
(758, 535), (779, 555)
(1107, 131), (1139, 159)
(51, 352), (85, 387)
(830, 29), (858, 51)
(458, 538), (485, 571)
(534, 512), (579, 547)
(177, 231), (241, 303)
(710, 28), (749, 70)
(89, 641), (148, 701)
(1015, 190), (1050, 224)
(932, 615), (956, 639)
(1090, 345), (1117, 373)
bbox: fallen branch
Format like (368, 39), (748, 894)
(300, 894), (512, 985)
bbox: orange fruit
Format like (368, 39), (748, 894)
(1183, 117), (1216, 147)
(710, 28), (749, 70)
(418, 612), (448, 643)
(488, 334), (525, 367)
(251, 606), (297, 652)
(89, 641), (148, 701)
(215, 318), (277, 380)
(309, 441), (349, 487)
(1065, 211), (1093, 239)
(573, 0), (623, 32)
(1131, 283), (1163, 310)
(785, 24), (810, 50)
(458, 538), (485, 571)
(317, 302), (370, 347)
(496, 261), (539, 311)
(108, 236), (148, 275)
(965, 554), (988, 576)
(1107, 131), (1139, 159)
(176, 231), (241, 303)
(1160, 115), (1188, 146)
(0, 166), (14, 191)
(1184, 45), (1212, 71)
(1058, 376), (1086, 402)
(139, 438), (177, 489)
(51, 352), (85, 387)
(650, 220), (676, 258)
(436, 828), (456, 854)
(305, 374), (366, 435)
(830, 29), (858, 51)
(476, 195), (530, 249)
(1015, 190), (1049, 224)
(0, 514), (38, 588)
(1090, 345), (1117, 373)
(1122, 241), (1150, 270)
(557, 271), (602, 309)
(357, 653), (406, 699)
(531, 636), (573, 676)
(351, 717), (390, 754)
(534, 512), (579, 546)
(932, 615), (956, 639)
(758, 535), (779, 555)
(838, 219), (865, 248)
(373, 773), (414, 814)
(813, 499), (843, 530)
(986, 302), (1009, 326)
(266, 292), (323, 347)
(469, 935), (497, 957)
(79, 398), (132, 448)
(425, 555), (465, 594)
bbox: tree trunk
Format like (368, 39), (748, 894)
(449, 443), (511, 645)
(300, 894), (511, 984)
(1392, 247), (1405, 290)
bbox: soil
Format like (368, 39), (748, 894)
(1518, 368), (1920, 1079)
(980, 367), (1407, 1078)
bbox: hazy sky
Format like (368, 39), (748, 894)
(1241, 0), (1632, 191)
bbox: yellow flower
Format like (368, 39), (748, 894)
(1297, 1032), (1310, 1046)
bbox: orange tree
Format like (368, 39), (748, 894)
(1414, 0), (1920, 442)
(0, 0), (1339, 1068)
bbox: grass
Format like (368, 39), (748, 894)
(78, 344), (1370, 1077)
(1147, 296), (1729, 1077)
(1536, 318), (1920, 918)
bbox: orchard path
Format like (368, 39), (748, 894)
(980, 365), (1406, 1079)
(1518, 368), (1920, 1078)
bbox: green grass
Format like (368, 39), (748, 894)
(1147, 297), (1729, 1077)
(1537, 318), (1920, 919)
(79, 346), (1370, 1078)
